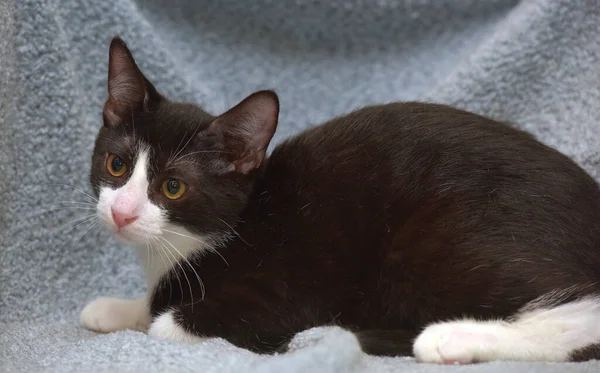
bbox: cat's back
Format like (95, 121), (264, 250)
(271, 101), (579, 183)
(267, 101), (600, 271)
(278, 102), (528, 158)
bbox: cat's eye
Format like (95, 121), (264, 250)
(107, 154), (127, 177)
(162, 179), (186, 200)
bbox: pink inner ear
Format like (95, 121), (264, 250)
(232, 149), (263, 174)
(211, 90), (279, 174)
(103, 38), (148, 126)
(103, 98), (123, 127)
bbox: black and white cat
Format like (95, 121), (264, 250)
(81, 37), (600, 364)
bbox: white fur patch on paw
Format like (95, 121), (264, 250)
(147, 310), (206, 343)
(414, 297), (600, 364)
(413, 321), (498, 364)
(80, 297), (149, 333)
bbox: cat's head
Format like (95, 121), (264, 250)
(91, 37), (278, 259)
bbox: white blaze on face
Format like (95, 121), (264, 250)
(111, 150), (149, 225)
(97, 147), (162, 241)
(96, 145), (216, 289)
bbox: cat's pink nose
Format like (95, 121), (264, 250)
(111, 208), (138, 228)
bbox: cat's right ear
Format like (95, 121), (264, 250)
(103, 37), (161, 127)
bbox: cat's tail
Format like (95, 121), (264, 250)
(413, 293), (600, 364)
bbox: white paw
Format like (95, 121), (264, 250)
(413, 322), (497, 364)
(148, 310), (206, 343)
(80, 297), (149, 333)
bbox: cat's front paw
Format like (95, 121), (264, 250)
(147, 310), (206, 343)
(80, 297), (149, 333)
(413, 322), (496, 364)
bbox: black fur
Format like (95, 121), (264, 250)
(91, 37), (600, 359)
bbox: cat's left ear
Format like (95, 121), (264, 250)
(103, 37), (162, 127)
(209, 91), (279, 174)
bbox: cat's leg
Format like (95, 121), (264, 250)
(147, 309), (207, 343)
(147, 298), (290, 352)
(413, 296), (600, 364)
(80, 296), (150, 333)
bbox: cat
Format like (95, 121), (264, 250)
(81, 36), (600, 364)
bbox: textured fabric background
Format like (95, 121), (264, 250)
(1, 0), (600, 372)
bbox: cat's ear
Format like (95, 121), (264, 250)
(103, 37), (161, 127)
(210, 91), (279, 174)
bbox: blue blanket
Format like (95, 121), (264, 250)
(2, 0), (600, 372)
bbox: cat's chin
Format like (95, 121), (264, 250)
(113, 231), (141, 246)
(107, 226), (150, 247)
(110, 231), (139, 246)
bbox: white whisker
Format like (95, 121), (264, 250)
(159, 235), (205, 304)
(54, 200), (97, 207)
(46, 183), (98, 202)
(161, 227), (229, 267)
(161, 228), (205, 244)
(144, 239), (151, 275)
(151, 237), (174, 304)
(218, 218), (250, 247)
(98, 135), (130, 153)
(74, 219), (99, 242)
(169, 128), (190, 164)
(206, 244), (229, 268)
(154, 236), (185, 306)
(69, 216), (100, 233)
(24, 206), (97, 220)
(169, 124), (204, 165)
(174, 150), (231, 162)
(157, 236), (197, 310)
(57, 214), (98, 232)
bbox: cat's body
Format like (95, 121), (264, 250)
(151, 101), (600, 354)
(81, 38), (600, 364)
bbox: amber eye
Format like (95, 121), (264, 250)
(162, 179), (186, 200)
(107, 154), (127, 177)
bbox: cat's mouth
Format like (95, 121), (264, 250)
(97, 211), (151, 245)
(112, 225), (141, 243)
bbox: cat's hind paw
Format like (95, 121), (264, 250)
(413, 321), (498, 364)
